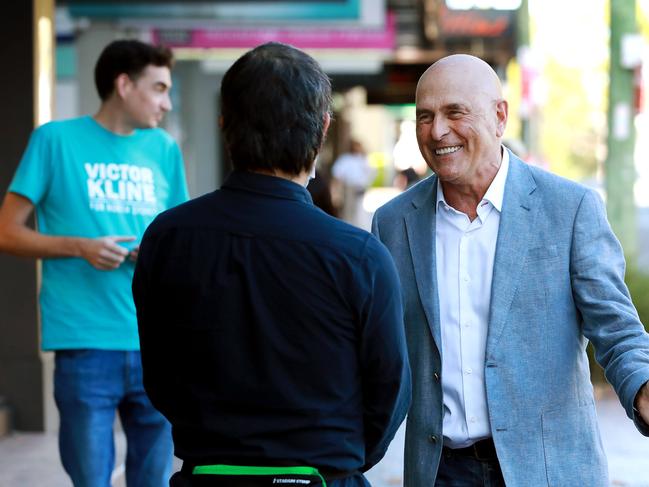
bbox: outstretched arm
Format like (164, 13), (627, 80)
(571, 189), (649, 435)
(0, 192), (134, 270)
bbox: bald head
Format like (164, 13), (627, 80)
(417, 54), (503, 104)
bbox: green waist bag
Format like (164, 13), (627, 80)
(191, 464), (327, 486)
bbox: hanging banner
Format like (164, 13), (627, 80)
(153, 12), (395, 50)
(68, 0), (361, 21)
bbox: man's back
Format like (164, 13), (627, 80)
(134, 170), (410, 474)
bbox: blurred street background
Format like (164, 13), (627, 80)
(2, 0), (649, 485)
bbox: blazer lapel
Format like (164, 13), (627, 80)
(405, 177), (442, 352)
(487, 155), (538, 352)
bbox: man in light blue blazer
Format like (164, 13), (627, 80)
(372, 54), (649, 486)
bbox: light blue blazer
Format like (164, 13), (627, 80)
(372, 152), (649, 486)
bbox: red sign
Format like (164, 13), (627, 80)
(439, 6), (513, 38)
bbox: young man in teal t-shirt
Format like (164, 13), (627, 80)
(0, 40), (188, 487)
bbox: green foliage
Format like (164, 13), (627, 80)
(625, 265), (649, 329)
(540, 58), (605, 181)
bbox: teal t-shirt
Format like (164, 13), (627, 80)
(9, 116), (189, 350)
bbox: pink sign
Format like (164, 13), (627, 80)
(154, 14), (395, 50)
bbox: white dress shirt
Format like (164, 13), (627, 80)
(435, 148), (510, 448)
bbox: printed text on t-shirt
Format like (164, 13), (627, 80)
(85, 162), (157, 215)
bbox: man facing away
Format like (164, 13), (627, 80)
(132, 42), (411, 487)
(0, 39), (188, 486)
(372, 54), (649, 486)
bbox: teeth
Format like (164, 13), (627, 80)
(435, 145), (461, 155)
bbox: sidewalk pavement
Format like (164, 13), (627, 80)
(1, 386), (647, 486)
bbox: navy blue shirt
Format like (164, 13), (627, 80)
(133, 171), (411, 474)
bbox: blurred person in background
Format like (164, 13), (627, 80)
(0, 39), (188, 487)
(393, 167), (420, 191)
(133, 42), (410, 487)
(332, 139), (375, 227)
(372, 54), (649, 486)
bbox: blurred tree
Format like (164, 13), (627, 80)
(638, 1), (649, 39)
(539, 58), (604, 180)
(605, 0), (638, 260)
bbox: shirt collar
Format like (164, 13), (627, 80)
(436, 146), (510, 213)
(222, 170), (314, 205)
(482, 146), (509, 212)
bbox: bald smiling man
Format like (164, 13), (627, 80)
(372, 54), (649, 486)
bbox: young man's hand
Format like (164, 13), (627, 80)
(128, 245), (139, 262)
(79, 236), (135, 270)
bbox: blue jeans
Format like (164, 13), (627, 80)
(54, 350), (173, 487)
(435, 448), (506, 487)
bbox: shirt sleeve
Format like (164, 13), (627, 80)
(9, 124), (54, 205)
(356, 236), (412, 471)
(165, 142), (189, 208)
(571, 189), (649, 435)
(132, 223), (173, 418)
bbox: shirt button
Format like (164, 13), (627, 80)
(429, 434), (438, 443)
(470, 416), (477, 423)
(463, 275), (470, 282)
(465, 368), (472, 375)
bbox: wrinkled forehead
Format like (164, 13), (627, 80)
(416, 74), (479, 109)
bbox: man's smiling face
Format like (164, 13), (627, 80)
(415, 56), (507, 187)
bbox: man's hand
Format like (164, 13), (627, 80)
(129, 244), (140, 262)
(0, 193), (140, 267)
(635, 381), (649, 426)
(79, 236), (136, 270)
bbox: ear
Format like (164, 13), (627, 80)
(323, 111), (331, 135)
(495, 99), (508, 138)
(115, 73), (133, 100)
(218, 115), (224, 129)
